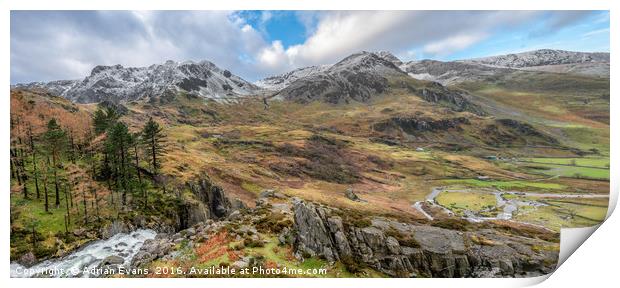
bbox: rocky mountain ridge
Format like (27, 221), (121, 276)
(464, 49), (609, 68)
(14, 49), (609, 103)
(15, 60), (261, 103)
(255, 65), (331, 91)
(400, 49), (610, 84)
(274, 51), (408, 104)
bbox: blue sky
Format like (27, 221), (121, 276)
(236, 11), (310, 48)
(443, 11), (610, 61)
(11, 11), (609, 84)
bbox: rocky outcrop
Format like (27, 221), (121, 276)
(292, 199), (558, 277)
(97, 100), (129, 115)
(409, 82), (486, 115)
(375, 51), (403, 67)
(131, 234), (177, 269)
(178, 175), (232, 230)
(344, 187), (364, 202)
(188, 176), (231, 219)
(373, 116), (470, 138)
(496, 119), (555, 140)
(481, 119), (558, 147)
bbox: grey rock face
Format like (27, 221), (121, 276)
(291, 199), (558, 277)
(292, 198), (340, 262)
(187, 175), (231, 219)
(373, 116), (470, 137)
(100, 220), (130, 239)
(408, 82), (486, 115)
(97, 100), (129, 115)
(178, 175), (232, 229)
(259, 189), (286, 199)
(230, 198), (247, 210)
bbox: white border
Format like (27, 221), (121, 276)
(2, 1), (617, 287)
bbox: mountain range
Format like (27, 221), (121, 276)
(14, 60), (260, 103)
(13, 49), (609, 104)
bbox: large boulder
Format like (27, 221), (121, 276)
(187, 176), (231, 219)
(178, 174), (232, 229)
(17, 252), (37, 267)
(344, 187), (364, 202)
(130, 236), (175, 268)
(101, 255), (124, 266)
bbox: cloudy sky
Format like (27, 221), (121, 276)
(10, 10), (609, 84)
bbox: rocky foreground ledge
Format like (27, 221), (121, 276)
(127, 189), (559, 278)
(291, 198), (558, 277)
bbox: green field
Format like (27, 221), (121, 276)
(512, 198), (608, 230)
(521, 161), (609, 180)
(442, 179), (565, 190)
(524, 157), (609, 168)
(435, 191), (497, 214)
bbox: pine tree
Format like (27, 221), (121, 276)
(27, 124), (41, 199)
(93, 106), (120, 135)
(133, 133), (147, 208)
(43, 119), (67, 208)
(141, 117), (166, 177)
(107, 122), (133, 206)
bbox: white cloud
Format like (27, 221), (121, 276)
(11, 11), (598, 84)
(582, 28), (609, 38)
(11, 11), (269, 83)
(423, 33), (487, 55)
(257, 41), (289, 70)
(253, 11), (547, 70)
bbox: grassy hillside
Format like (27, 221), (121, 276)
(10, 68), (610, 266)
(109, 78), (609, 224)
(456, 71), (609, 154)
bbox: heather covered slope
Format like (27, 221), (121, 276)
(116, 76), (608, 224)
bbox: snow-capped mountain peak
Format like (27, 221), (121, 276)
(464, 49), (609, 68)
(255, 65), (331, 91)
(16, 60), (261, 104)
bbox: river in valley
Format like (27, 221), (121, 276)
(10, 229), (156, 278)
(412, 187), (608, 223)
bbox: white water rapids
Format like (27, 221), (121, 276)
(10, 229), (156, 278)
